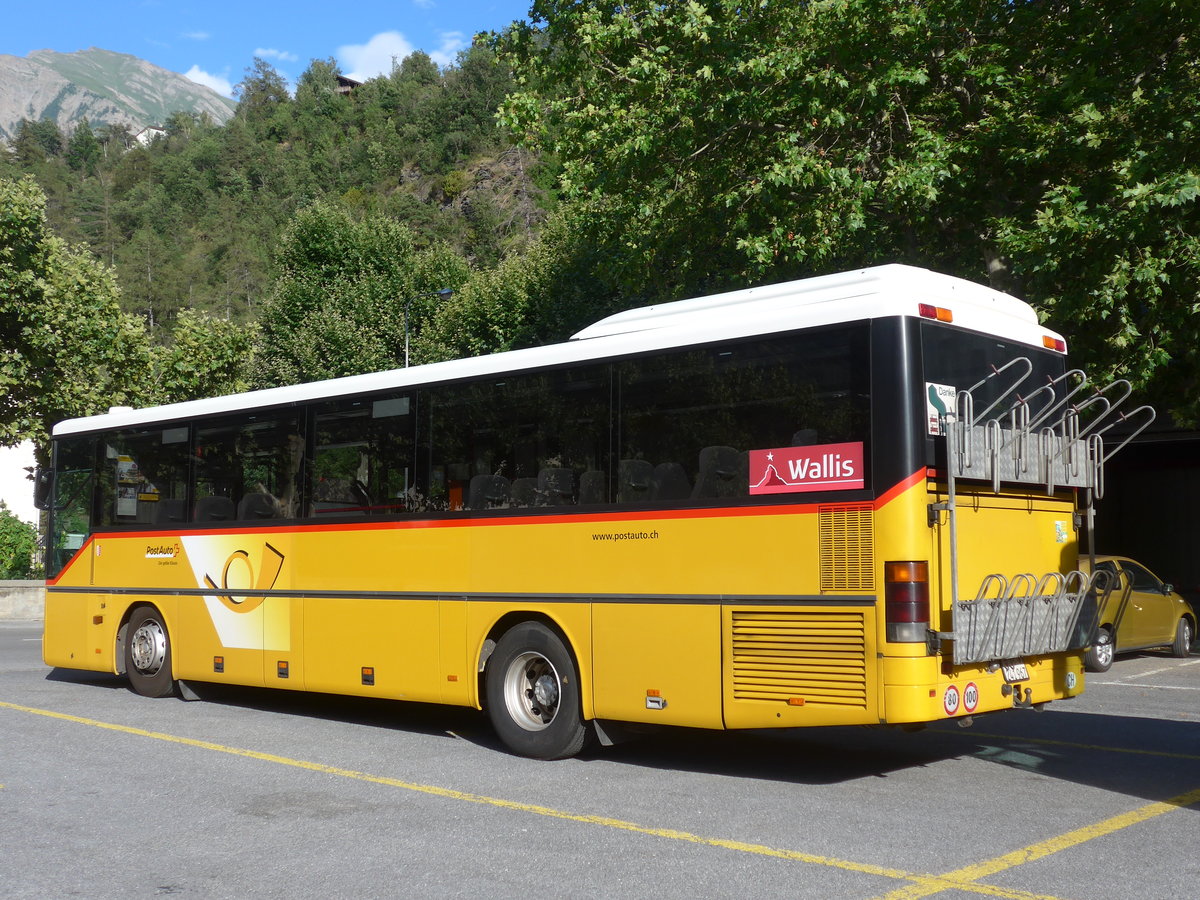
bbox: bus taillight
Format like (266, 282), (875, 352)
(1042, 334), (1067, 352)
(885, 560), (929, 642)
(918, 303), (953, 322)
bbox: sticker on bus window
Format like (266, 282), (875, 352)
(748, 442), (864, 495)
(925, 382), (957, 435)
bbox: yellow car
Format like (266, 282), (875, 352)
(1082, 555), (1196, 672)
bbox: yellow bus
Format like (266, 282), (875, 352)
(39, 264), (1149, 758)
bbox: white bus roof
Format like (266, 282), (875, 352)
(54, 264), (1063, 437)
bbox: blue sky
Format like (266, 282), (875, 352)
(2, 0), (535, 98)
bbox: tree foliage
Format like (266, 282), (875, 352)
(0, 500), (38, 579)
(255, 200), (471, 386)
(5, 46), (540, 339)
(1, 176), (266, 450)
(499, 0), (1200, 419)
(0, 176), (150, 450)
(147, 309), (260, 405)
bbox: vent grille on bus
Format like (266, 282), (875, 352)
(731, 610), (868, 707)
(819, 504), (875, 591)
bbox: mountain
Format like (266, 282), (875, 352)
(0, 47), (237, 141)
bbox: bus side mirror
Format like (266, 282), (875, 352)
(33, 467), (52, 511)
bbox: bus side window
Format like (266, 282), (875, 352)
(45, 436), (97, 578)
(311, 394), (414, 517)
(616, 329), (870, 507)
(97, 426), (190, 528)
(425, 366), (609, 514)
(195, 411), (304, 523)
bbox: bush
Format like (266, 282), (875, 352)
(0, 501), (39, 578)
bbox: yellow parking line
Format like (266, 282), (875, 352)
(0, 699), (1072, 899)
(873, 786), (1200, 900)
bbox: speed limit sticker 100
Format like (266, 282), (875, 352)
(963, 682), (979, 713)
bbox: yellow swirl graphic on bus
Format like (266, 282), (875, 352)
(181, 535), (290, 652)
(202, 544), (285, 614)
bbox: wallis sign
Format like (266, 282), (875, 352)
(748, 442), (865, 495)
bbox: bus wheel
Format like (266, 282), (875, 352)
(125, 606), (177, 698)
(1084, 626), (1114, 673)
(1171, 618), (1193, 658)
(486, 622), (587, 760)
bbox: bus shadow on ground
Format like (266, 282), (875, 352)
(44, 669), (1200, 802)
(590, 708), (1200, 801)
(45, 667), (126, 689)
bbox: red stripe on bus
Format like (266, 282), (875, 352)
(874, 468), (929, 509)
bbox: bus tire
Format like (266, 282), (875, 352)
(1171, 618), (1193, 658)
(124, 606), (177, 698)
(1084, 626), (1114, 673)
(485, 621), (587, 760)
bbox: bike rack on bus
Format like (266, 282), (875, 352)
(935, 360), (1155, 665)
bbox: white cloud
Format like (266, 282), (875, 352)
(184, 65), (234, 98)
(254, 47), (299, 63)
(338, 30), (416, 81)
(184, 32), (210, 41)
(429, 31), (468, 68)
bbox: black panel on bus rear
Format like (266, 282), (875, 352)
(869, 317), (925, 497)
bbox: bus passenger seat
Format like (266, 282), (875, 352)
(537, 468), (574, 506)
(510, 477), (538, 508)
(792, 428), (818, 446)
(617, 459), (653, 503)
(468, 473), (510, 509)
(692, 446), (746, 499)
(578, 470), (607, 505)
(155, 498), (188, 524)
(237, 492), (279, 520)
(651, 462), (691, 502)
(194, 496), (235, 522)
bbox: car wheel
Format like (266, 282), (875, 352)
(1084, 626), (1114, 673)
(485, 621), (588, 760)
(1171, 618), (1193, 659)
(125, 606), (177, 698)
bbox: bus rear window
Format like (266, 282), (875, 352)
(921, 322), (1066, 420)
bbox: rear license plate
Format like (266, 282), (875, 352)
(1000, 660), (1030, 683)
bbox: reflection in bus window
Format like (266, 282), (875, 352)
(98, 426), (190, 527)
(195, 412), (303, 522)
(616, 326), (871, 505)
(311, 394), (414, 517)
(46, 437), (96, 578)
(425, 366), (610, 511)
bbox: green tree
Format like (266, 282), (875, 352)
(255, 201), (470, 386)
(149, 309), (259, 404)
(66, 118), (101, 174)
(0, 176), (151, 451)
(235, 57), (292, 139)
(10, 118), (65, 165)
(0, 500), (38, 579)
(422, 210), (619, 360)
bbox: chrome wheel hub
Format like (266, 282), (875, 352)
(130, 620), (167, 675)
(503, 651), (561, 731)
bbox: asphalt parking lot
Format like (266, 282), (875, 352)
(2, 620), (1197, 900)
